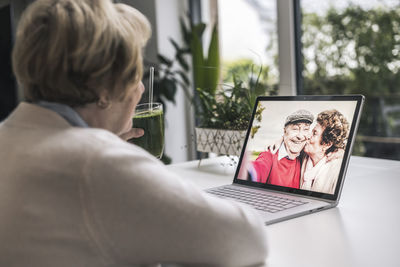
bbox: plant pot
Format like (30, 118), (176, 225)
(195, 127), (247, 156)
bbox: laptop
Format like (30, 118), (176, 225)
(206, 95), (364, 224)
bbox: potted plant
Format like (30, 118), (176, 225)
(149, 15), (277, 157)
(195, 66), (276, 156)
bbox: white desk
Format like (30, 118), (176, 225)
(167, 156), (400, 267)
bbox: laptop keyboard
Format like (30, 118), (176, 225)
(207, 186), (308, 213)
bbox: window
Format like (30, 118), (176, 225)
(298, 0), (400, 160)
(218, 0), (279, 94)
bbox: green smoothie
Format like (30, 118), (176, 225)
(129, 108), (164, 158)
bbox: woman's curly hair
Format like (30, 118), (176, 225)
(317, 109), (349, 154)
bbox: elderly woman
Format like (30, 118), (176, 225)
(300, 110), (349, 194)
(0, 0), (267, 266)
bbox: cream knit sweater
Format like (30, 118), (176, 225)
(0, 103), (268, 267)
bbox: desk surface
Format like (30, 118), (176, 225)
(167, 156), (400, 267)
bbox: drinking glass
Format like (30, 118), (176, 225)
(129, 102), (164, 159)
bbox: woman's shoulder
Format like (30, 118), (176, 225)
(326, 156), (343, 168)
(321, 157), (342, 177)
(64, 127), (151, 158)
(64, 127), (162, 183)
(66, 127), (123, 145)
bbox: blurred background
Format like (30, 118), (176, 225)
(1, 0), (399, 162)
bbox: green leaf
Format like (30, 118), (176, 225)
(157, 54), (173, 67)
(161, 78), (177, 104)
(177, 53), (190, 71)
(180, 17), (191, 45)
(190, 25), (205, 90)
(204, 24), (220, 96)
(192, 23), (207, 39)
(169, 38), (182, 53)
(179, 47), (191, 54)
(177, 70), (190, 86)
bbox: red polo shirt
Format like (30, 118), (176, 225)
(252, 149), (301, 188)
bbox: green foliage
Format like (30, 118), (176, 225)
(205, 25), (220, 95)
(179, 18), (220, 97)
(190, 23), (206, 92)
(251, 103), (266, 138)
(148, 16), (278, 134)
(223, 59), (277, 105)
(196, 79), (252, 130)
(302, 5), (400, 137)
(196, 66), (276, 130)
(223, 59), (270, 84)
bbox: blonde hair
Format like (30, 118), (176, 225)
(12, 0), (151, 106)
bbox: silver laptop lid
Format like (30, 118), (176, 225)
(234, 95), (364, 202)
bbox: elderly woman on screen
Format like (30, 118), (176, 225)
(0, 0), (267, 266)
(300, 110), (349, 194)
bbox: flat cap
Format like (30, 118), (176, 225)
(285, 109), (314, 126)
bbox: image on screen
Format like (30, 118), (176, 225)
(237, 100), (358, 195)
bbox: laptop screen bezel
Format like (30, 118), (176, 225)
(233, 95), (364, 202)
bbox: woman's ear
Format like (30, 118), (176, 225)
(97, 90), (111, 109)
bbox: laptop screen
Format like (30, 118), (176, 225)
(234, 95), (364, 201)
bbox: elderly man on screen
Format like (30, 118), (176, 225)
(249, 110), (314, 188)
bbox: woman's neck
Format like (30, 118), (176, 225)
(309, 151), (325, 166)
(74, 104), (107, 130)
